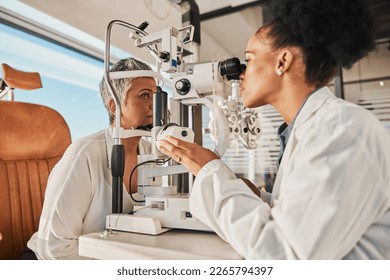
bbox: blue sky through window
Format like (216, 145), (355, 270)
(0, 23), (108, 140)
(0, 0), (141, 140)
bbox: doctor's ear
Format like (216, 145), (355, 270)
(275, 49), (294, 75)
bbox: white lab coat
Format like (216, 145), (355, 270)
(27, 128), (150, 259)
(190, 87), (390, 259)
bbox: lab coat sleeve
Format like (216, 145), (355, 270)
(35, 142), (96, 259)
(190, 159), (297, 259)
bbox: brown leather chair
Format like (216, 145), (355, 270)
(0, 64), (71, 259)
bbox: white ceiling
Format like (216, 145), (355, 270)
(12, 0), (390, 64)
(195, 0), (265, 61)
(16, 0), (265, 63)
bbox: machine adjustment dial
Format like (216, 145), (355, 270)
(175, 78), (191, 95)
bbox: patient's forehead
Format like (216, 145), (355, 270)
(127, 77), (156, 93)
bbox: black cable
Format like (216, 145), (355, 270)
(128, 157), (171, 203)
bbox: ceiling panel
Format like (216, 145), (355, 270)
(200, 6), (263, 60)
(196, 0), (267, 61)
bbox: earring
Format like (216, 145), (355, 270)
(276, 69), (282, 76)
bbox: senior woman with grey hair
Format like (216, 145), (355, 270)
(26, 57), (156, 259)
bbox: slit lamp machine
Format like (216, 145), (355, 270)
(103, 20), (260, 235)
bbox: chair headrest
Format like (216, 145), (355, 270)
(0, 101), (71, 160)
(1, 64), (42, 90)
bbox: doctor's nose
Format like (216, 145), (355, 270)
(240, 70), (245, 81)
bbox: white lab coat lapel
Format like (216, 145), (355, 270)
(271, 87), (334, 202)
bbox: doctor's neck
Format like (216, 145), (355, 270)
(272, 82), (316, 125)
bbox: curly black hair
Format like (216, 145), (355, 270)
(261, 0), (376, 87)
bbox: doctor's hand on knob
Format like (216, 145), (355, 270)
(158, 136), (219, 176)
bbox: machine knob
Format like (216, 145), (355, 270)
(175, 78), (191, 95)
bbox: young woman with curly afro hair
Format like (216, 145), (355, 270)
(159, 0), (390, 259)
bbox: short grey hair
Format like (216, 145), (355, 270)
(99, 57), (152, 125)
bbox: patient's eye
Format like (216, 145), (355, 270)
(140, 92), (151, 99)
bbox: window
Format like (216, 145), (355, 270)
(0, 0), (141, 140)
(0, 22), (107, 140)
